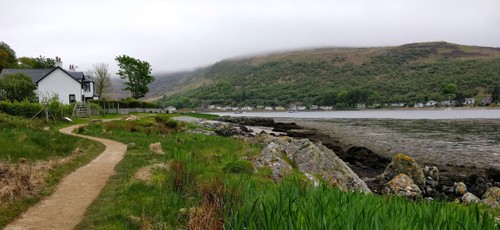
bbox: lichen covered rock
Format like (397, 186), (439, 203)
(251, 142), (292, 181)
(481, 187), (500, 208)
(252, 137), (371, 193)
(379, 153), (425, 189)
(384, 173), (422, 199)
(453, 182), (467, 195)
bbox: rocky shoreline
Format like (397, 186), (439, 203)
(172, 115), (499, 209)
(215, 116), (500, 202)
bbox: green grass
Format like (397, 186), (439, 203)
(0, 112), (105, 228)
(76, 116), (498, 229)
(0, 113), (98, 161)
(228, 182), (499, 229)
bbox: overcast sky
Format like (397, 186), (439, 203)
(2, 0), (499, 74)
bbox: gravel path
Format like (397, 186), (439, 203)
(5, 124), (127, 230)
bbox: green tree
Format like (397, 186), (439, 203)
(18, 55), (55, 69)
(0, 42), (17, 70)
(115, 55), (155, 99)
(441, 83), (458, 101)
(441, 83), (458, 95)
(0, 73), (37, 102)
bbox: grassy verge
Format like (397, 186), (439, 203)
(0, 113), (105, 228)
(76, 115), (498, 229)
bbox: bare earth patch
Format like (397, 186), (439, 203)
(5, 125), (127, 230)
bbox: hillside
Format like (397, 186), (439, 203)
(150, 42), (500, 108)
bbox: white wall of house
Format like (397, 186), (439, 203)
(83, 81), (95, 98)
(37, 68), (82, 104)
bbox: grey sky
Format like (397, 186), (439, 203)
(2, 0), (499, 74)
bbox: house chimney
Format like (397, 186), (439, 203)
(69, 64), (75, 72)
(55, 56), (62, 68)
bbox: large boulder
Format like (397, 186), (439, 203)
(378, 153), (425, 189)
(481, 187), (500, 208)
(252, 137), (371, 193)
(251, 141), (293, 182)
(384, 173), (422, 199)
(286, 139), (370, 193)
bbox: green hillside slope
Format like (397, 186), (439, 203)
(153, 42), (500, 108)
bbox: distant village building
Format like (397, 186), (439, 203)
(241, 106), (254, 111)
(320, 106), (333, 110)
(309, 105), (318, 110)
(414, 103), (424, 108)
(464, 98), (475, 106)
(275, 106), (285, 111)
(165, 106), (176, 111)
(390, 103), (405, 107)
(425, 101), (437, 107)
(256, 105), (264, 110)
(480, 96), (492, 106)
(264, 106), (274, 111)
(297, 106), (307, 111)
(356, 103), (366, 109)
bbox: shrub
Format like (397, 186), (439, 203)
(0, 100), (42, 118)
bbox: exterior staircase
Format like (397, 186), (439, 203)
(73, 102), (91, 117)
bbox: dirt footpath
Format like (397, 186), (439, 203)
(5, 125), (127, 230)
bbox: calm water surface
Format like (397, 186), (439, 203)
(211, 109), (500, 119)
(209, 109), (500, 169)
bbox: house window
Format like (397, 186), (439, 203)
(83, 82), (91, 92)
(69, 94), (76, 103)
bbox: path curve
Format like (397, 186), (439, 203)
(5, 124), (127, 230)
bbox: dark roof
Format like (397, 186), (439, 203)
(0, 67), (85, 83)
(68, 72), (84, 81)
(0, 68), (52, 83)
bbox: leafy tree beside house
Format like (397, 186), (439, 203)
(0, 42), (18, 71)
(115, 55), (155, 99)
(18, 55), (55, 69)
(0, 73), (37, 102)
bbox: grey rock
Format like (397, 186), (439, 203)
(461, 192), (480, 205)
(481, 187), (500, 208)
(423, 166), (440, 182)
(251, 142), (292, 182)
(384, 173), (422, 199)
(253, 138), (371, 193)
(377, 153), (426, 189)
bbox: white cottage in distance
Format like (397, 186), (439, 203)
(0, 57), (99, 104)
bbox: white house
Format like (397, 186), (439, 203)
(0, 57), (99, 104)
